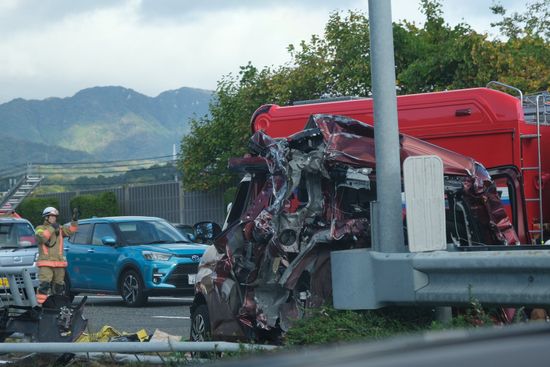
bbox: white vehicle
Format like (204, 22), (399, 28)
(0, 216), (39, 292)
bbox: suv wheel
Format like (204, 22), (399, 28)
(120, 270), (147, 307)
(190, 304), (211, 342)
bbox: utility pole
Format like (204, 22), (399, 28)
(173, 144), (178, 183)
(368, 0), (406, 253)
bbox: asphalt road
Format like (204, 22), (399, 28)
(76, 294), (194, 341)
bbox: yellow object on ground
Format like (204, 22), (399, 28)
(77, 325), (149, 342)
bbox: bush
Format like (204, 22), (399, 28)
(18, 197), (61, 226)
(70, 192), (119, 219)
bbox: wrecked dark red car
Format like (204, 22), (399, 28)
(189, 114), (518, 343)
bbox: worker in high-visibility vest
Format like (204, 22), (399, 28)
(34, 207), (78, 304)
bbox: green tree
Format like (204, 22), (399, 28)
(486, 0), (550, 92)
(70, 192), (119, 219)
(18, 198), (61, 226)
(490, 0), (549, 41)
(395, 1), (493, 92)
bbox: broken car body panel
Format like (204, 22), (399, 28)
(195, 114), (519, 342)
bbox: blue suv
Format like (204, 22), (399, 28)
(64, 216), (207, 307)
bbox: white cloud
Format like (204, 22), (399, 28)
(0, 0), (534, 103)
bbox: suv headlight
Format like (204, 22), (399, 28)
(142, 251), (172, 261)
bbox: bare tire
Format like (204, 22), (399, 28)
(120, 270), (147, 307)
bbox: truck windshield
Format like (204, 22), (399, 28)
(0, 223), (36, 248)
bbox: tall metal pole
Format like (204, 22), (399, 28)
(368, 0), (406, 252)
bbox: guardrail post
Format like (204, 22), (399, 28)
(6, 275), (23, 306)
(1, 268), (37, 307)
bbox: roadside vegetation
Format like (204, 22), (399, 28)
(285, 306), (435, 345)
(19, 191), (118, 225)
(284, 301), (522, 346)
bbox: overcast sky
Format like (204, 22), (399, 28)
(0, 0), (525, 104)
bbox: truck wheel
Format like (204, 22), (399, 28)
(120, 270), (147, 307)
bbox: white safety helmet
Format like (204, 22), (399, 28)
(42, 207), (59, 217)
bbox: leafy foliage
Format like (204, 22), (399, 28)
(18, 197), (61, 226)
(490, 0), (549, 41)
(179, 0), (549, 190)
(69, 192), (119, 219)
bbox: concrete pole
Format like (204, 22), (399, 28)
(368, 0), (406, 252)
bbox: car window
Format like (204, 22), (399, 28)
(91, 223), (117, 246)
(0, 222), (36, 248)
(117, 220), (186, 245)
(14, 222), (36, 246)
(71, 223), (92, 244)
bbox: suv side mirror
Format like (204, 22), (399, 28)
(101, 236), (117, 246)
(193, 221), (221, 243)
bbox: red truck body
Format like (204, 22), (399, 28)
(251, 88), (550, 244)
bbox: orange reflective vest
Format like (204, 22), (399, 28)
(35, 221), (78, 268)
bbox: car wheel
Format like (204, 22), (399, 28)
(190, 304), (213, 359)
(190, 304), (211, 342)
(120, 270), (147, 307)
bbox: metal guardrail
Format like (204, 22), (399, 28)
(0, 267), (37, 308)
(332, 248), (550, 310)
(0, 341), (278, 354)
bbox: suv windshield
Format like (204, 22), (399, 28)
(0, 222), (36, 248)
(116, 220), (187, 245)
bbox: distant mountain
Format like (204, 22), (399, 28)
(0, 134), (93, 170)
(0, 86), (213, 166)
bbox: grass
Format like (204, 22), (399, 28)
(284, 296), (521, 346)
(284, 306), (435, 346)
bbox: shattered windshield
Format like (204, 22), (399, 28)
(0, 222), (36, 248)
(116, 220), (188, 245)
